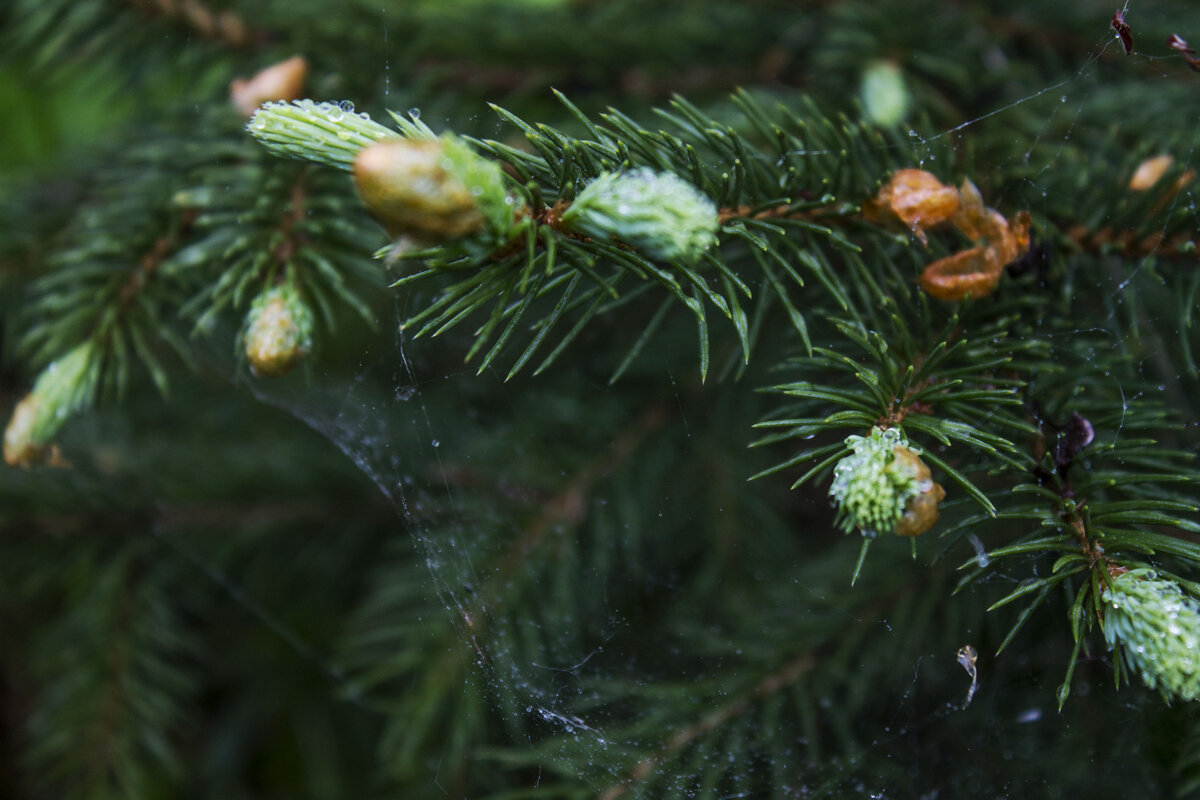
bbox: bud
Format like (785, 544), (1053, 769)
(353, 135), (514, 246)
(860, 60), (911, 127)
(4, 341), (96, 468)
(4, 391), (44, 468)
(230, 56), (308, 117)
(559, 169), (719, 263)
(244, 283), (315, 377)
(1103, 569), (1200, 702)
(1129, 155), (1174, 192)
(829, 426), (945, 537)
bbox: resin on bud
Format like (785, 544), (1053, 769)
(243, 282), (315, 377)
(559, 168), (719, 263)
(1103, 569), (1200, 702)
(230, 56), (308, 117)
(353, 134), (514, 247)
(829, 426), (945, 537)
(4, 341), (97, 468)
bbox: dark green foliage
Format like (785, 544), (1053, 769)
(6, 0), (1200, 798)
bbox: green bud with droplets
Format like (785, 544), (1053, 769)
(560, 169), (719, 263)
(829, 426), (925, 536)
(1103, 569), (1200, 702)
(248, 99), (402, 171)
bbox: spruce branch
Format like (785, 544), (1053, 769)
(5, 129), (213, 460)
(20, 542), (198, 798)
(169, 145), (383, 369)
(249, 90), (949, 380)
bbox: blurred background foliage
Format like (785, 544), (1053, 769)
(5, 1), (1200, 798)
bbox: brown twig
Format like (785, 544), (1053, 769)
(270, 180), (309, 265)
(1063, 223), (1198, 261)
(430, 403), (670, 660)
(126, 0), (251, 48)
(117, 209), (196, 311)
(598, 651), (816, 800)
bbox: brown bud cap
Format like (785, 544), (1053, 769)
(353, 139), (487, 243)
(230, 56), (308, 118)
(889, 445), (946, 537)
(4, 392), (45, 468)
(920, 246), (1004, 302)
(1129, 155), (1174, 192)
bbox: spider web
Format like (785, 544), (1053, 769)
(213, 4), (1200, 796)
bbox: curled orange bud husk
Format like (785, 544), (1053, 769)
(1129, 155), (1174, 191)
(230, 56), (308, 117)
(872, 172), (1033, 302)
(864, 168), (959, 244)
(950, 179), (1031, 261)
(948, 178), (996, 241)
(920, 247), (1004, 301)
(890, 445), (947, 537)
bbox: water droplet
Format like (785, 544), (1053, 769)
(329, 108), (344, 122)
(408, 107), (421, 120)
(339, 100), (356, 113)
(431, 439), (440, 448)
